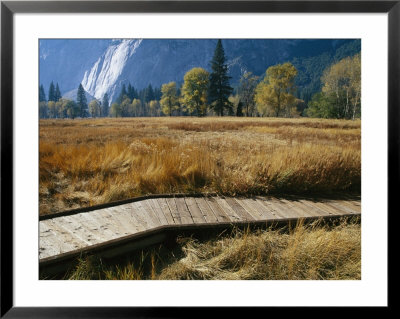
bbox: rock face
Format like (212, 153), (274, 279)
(40, 39), (359, 102)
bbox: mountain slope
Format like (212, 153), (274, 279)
(39, 39), (361, 103)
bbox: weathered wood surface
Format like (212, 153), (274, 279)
(39, 195), (361, 261)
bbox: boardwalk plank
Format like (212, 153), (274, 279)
(78, 210), (128, 240)
(307, 200), (348, 217)
(268, 198), (307, 219)
(296, 200), (331, 217)
(41, 219), (88, 250)
(148, 198), (169, 226)
(205, 197), (232, 223)
(137, 200), (163, 227)
(255, 198), (288, 219)
(142, 199), (167, 226)
(175, 197), (195, 225)
(223, 197), (254, 221)
(194, 197), (218, 223)
(59, 215), (104, 244)
(334, 200), (361, 213)
(235, 198), (266, 220)
(40, 222), (75, 257)
(103, 206), (144, 235)
(279, 199), (317, 218)
(239, 198), (277, 220)
(166, 197), (182, 224)
(133, 201), (161, 229)
(215, 197), (244, 221)
(185, 198), (207, 224)
(156, 198), (175, 225)
(323, 200), (360, 215)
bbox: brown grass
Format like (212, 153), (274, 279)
(60, 217), (361, 280)
(39, 117), (360, 215)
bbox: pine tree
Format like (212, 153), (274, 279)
(39, 85), (46, 102)
(48, 81), (56, 102)
(54, 83), (62, 102)
(127, 83), (138, 100)
(117, 84), (128, 104)
(145, 84), (155, 103)
(76, 83), (88, 117)
(208, 40), (233, 116)
(102, 93), (109, 117)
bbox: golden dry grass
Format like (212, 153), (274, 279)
(39, 117), (360, 215)
(61, 218), (361, 280)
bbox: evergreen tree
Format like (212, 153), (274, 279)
(117, 84), (128, 104)
(48, 81), (56, 102)
(102, 93), (109, 117)
(208, 40), (233, 116)
(39, 85), (46, 102)
(54, 83), (62, 102)
(127, 83), (138, 100)
(144, 84), (155, 103)
(76, 83), (88, 117)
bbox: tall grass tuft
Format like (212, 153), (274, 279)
(61, 218), (360, 280)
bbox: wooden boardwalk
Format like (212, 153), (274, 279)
(39, 194), (360, 272)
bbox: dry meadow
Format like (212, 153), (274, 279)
(39, 117), (361, 216)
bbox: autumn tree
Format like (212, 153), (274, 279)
(181, 67), (209, 116)
(89, 99), (101, 118)
(148, 100), (160, 117)
(238, 72), (259, 117)
(131, 98), (142, 117)
(208, 40), (233, 116)
(160, 82), (179, 116)
(47, 101), (56, 118)
(255, 62), (298, 117)
(320, 53), (361, 119)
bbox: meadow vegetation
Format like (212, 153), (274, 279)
(39, 116), (360, 216)
(57, 217), (360, 280)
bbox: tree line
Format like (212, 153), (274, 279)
(39, 40), (361, 120)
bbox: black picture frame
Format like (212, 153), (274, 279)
(1, 1), (395, 317)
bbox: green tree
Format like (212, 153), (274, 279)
(305, 92), (338, 118)
(76, 84), (88, 117)
(65, 100), (79, 119)
(238, 72), (259, 117)
(208, 40), (233, 116)
(55, 83), (62, 102)
(181, 67), (209, 116)
(160, 82), (179, 116)
(255, 62), (298, 117)
(48, 81), (56, 102)
(39, 85), (46, 102)
(89, 99), (101, 118)
(101, 93), (109, 117)
(109, 103), (122, 117)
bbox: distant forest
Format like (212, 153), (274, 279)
(39, 40), (360, 120)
